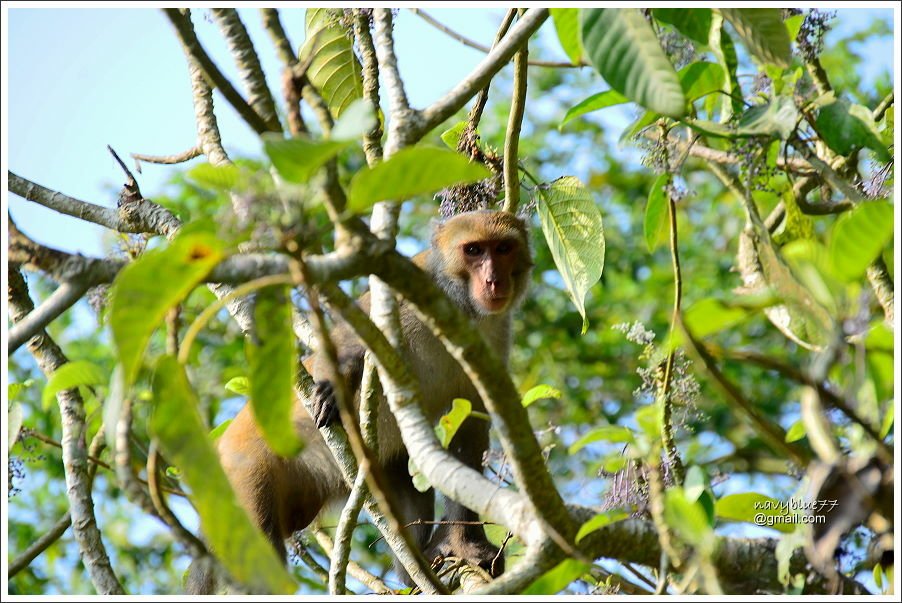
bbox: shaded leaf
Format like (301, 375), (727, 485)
(653, 8), (713, 45)
(330, 99), (377, 141)
(679, 62), (725, 102)
(569, 425), (634, 454)
(522, 384), (562, 408)
(41, 360), (107, 410)
(737, 96), (799, 139)
(8, 402), (24, 451)
(816, 98), (892, 162)
(720, 8), (792, 68)
(264, 135), (351, 184)
(535, 176), (605, 334)
(299, 8), (363, 118)
(580, 8), (686, 118)
(683, 465), (708, 502)
(644, 173), (670, 252)
(151, 356), (296, 594)
(110, 229), (225, 385)
(829, 201), (894, 282)
(550, 8), (583, 65)
(246, 286), (303, 457)
(347, 147), (490, 212)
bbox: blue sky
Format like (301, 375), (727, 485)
(6, 7), (895, 258)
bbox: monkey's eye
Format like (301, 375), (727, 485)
(496, 242), (513, 255)
(463, 243), (482, 257)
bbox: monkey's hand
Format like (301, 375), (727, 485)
(310, 380), (340, 428)
(425, 524), (505, 578)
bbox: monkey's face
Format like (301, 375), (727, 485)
(460, 238), (523, 315)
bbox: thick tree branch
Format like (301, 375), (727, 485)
(7, 270), (124, 594)
(8, 281), (89, 354)
(163, 8), (271, 135)
(211, 8), (281, 132)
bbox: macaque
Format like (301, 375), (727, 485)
(187, 210), (532, 593)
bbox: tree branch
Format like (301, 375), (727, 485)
(8, 281), (89, 354)
(7, 269), (125, 594)
(501, 10), (528, 214)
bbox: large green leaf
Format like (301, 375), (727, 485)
(535, 176), (605, 334)
(644, 173), (670, 252)
(653, 8), (713, 45)
(347, 146), (490, 212)
(569, 425), (634, 454)
(550, 8), (583, 65)
(682, 298), (751, 340)
(736, 96), (799, 139)
(41, 360), (107, 410)
(110, 229), (225, 386)
(664, 488), (715, 551)
(719, 9), (792, 68)
(580, 8), (686, 118)
(151, 356), (296, 594)
(264, 136), (351, 184)
(715, 492), (795, 533)
(816, 98), (892, 162)
(829, 201), (894, 282)
(679, 62), (725, 103)
(298, 8), (363, 118)
(560, 90), (629, 128)
(575, 510), (629, 543)
(246, 286), (303, 457)
(523, 559), (591, 595)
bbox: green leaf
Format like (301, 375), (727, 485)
(151, 356), (296, 594)
(635, 404), (660, 439)
(679, 62), (725, 103)
(535, 176), (605, 335)
(580, 8), (686, 118)
(263, 135), (351, 184)
(653, 8), (713, 45)
(716, 492), (795, 533)
(210, 419), (233, 441)
(682, 297), (750, 340)
(225, 376), (250, 396)
(42, 360), (107, 410)
(736, 96), (799, 139)
(664, 488), (715, 550)
(784, 14), (805, 41)
(523, 558), (590, 595)
(785, 419), (807, 443)
(873, 564), (884, 590)
(187, 163), (242, 190)
(7, 380), (33, 402)
(719, 9), (792, 68)
(575, 510), (629, 543)
(435, 398), (472, 448)
(246, 286), (303, 457)
(621, 110), (661, 142)
(440, 121), (468, 150)
(8, 402), (24, 451)
(110, 229), (225, 386)
(880, 405), (894, 439)
(550, 8), (583, 65)
(347, 147), (490, 213)
(408, 457), (432, 493)
(560, 90), (629, 128)
(683, 465), (708, 502)
(816, 98), (892, 162)
(644, 173), (670, 252)
(521, 384), (562, 408)
(299, 8), (363, 118)
(330, 98), (377, 141)
(829, 201), (894, 281)
(569, 426), (634, 454)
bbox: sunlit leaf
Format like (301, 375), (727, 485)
(679, 62), (725, 103)
(682, 298), (751, 340)
(187, 163), (242, 190)
(535, 176), (605, 334)
(347, 147), (490, 212)
(829, 201), (894, 281)
(575, 510), (628, 543)
(41, 360), (107, 410)
(665, 488), (715, 550)
(569, 426), (634, 454)
(580, 8), (686, 118)
(225, 376), (250, 396)
(330, 99), (377, 141)
(440, 121), (468, 150)
(210, 419), (233, 441)
(550, 8), (583, 65)
(523, 558), (590, 595)
(246, 286), (303, 457)
(521, 384), (562, 408)
(719, 9), (792, 68)
(436, 398), (472, 448)
(151, 356), (296, 594)
(560, 90), (629, 128)
(8, 402), (24, 451)
(644, 173), (670, 252)
(715, 492), (794, 533)
(110, 229), (225, 385)
(785, 420), (807, 443)
(299, 8), (363, 118)
(736, 96), (799, 139)
(683, 465), (708, 502)
(263, 135), (351, 184)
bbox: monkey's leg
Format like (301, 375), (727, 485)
(383, 456), (435, 586)
(424, 418), (504, 577)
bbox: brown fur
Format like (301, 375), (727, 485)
(186, 211), (531, 592)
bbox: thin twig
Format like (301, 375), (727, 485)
(501, 9), (528, 214)
(8, 282), (89, 354)
(131, 147), (201, 173)
(409, 8), (581, 68)
(353, 9), (384, 165)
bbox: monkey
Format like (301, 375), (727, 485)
(186, 210), (532, 593)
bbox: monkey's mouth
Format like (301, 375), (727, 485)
(482, 296), (509, 312)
